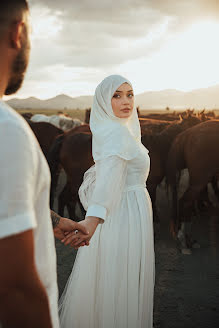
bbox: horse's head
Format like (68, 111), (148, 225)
(180, 113), (201, 129)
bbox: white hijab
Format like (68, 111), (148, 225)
(79, 75), (142, 210)
(90, 74), (141, 161)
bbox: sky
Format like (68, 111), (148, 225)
(7, 0), (219, 99)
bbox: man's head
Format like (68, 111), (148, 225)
(0, 0), (30, 96)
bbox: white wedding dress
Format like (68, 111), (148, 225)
(59, 142), (155, 328)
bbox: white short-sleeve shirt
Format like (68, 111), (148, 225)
(0, 101), (59, 328)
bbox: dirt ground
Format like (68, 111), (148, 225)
(54, 171), (219, 328)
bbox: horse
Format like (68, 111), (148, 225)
(139, 112), (180, 121)
(166, 120), (219, 254)
(31, 114), (83, 131)
(140, 118), (173, 135)
(47, 124), (92, 219)
(26, 120), (63, 156)
(141, 113), (204, 224)
(21, 112), (33, 120)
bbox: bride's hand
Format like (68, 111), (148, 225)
(61, 216), (101, 249)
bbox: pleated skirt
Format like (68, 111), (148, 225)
(59, 188), (155, 328)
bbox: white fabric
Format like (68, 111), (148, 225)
(79, 74), (143, 221)
(79, 156), (128, 222)
(59, 143), (155, 327)
(90, 74), (141, 161)
(0, 101), (59, 328)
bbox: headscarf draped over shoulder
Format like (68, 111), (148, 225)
(90, 75), (141, 161)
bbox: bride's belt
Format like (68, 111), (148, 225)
(123, 184), (146, 192)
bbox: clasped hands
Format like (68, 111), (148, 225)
(54, 216), (101, 249)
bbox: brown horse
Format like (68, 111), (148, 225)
(21, 112), (33, 120)
(166, 120), (219, 254)
(64, 123), (91, 136)
(27, 120), (63, 156)
(141, 113), (204, 223)
(139, 112), (180, 121)
(140, 118), (173, 135)
(47, 126), (93, 220)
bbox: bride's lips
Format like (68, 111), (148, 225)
(121, 108), (131, 112)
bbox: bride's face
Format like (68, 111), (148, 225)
(111, 83), (134, 118)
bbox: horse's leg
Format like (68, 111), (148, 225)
(67, 170), (85, 221)
(178, 184), (205, 254)
(147, 182), (160, 239)
(58, 181), (80, 221)
(177, 222), (190, 253)
(58, 182), (72, 217)
(67, 178), (82, 221)
(67, 191), (79, 221)
(169, 175), (179, 238)
(70, 186), (87, 222)
(67, 201), (77, 221)
(77, 196), (86, 219)
(147, 183), (158, 220)
(58, 185), (65, 217)
(197, 185), (211, 212)
(47, 135), (64, 208)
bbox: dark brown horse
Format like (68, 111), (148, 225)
(27, 120), (63, 156)
(139, 112), (180, 121)
(141, 113), (204, 223)
(64, 123), (91, 136)
(21, 112), (33, 120)
(166, 120), (219, 254)
(140, 118), (173, 135)
(47, 125), (93, 220)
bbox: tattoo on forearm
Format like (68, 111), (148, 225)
(51, 210), (61, 228)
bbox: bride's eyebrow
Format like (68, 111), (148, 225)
(115, 89), (133, 92)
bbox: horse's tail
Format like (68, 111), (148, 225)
(47, 134), (64, 208)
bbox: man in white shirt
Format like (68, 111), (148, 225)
(0, 1), (88, 327)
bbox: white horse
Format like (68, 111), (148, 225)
(31, 114), (50, 123)
(59, 116), (82, 130)
(31, 114), (82, 131)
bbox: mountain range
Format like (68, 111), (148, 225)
(6, 84), (219, 110)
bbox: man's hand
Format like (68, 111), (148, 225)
(54, 217), (89, 246)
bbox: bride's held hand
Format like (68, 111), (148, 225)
(61, 216), (101, 249)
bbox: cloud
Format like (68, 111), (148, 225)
(28, 1), (170, 71)
(29, 0), (219, 23)
(10, 0), (219, 99)
(28, 0), (219, 70)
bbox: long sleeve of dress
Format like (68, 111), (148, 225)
(86, 155), (128, 222)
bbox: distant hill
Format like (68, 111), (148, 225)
(136, 85), (219, 109)
(6, 84), (219, 110)
(6, 94), (93, 110)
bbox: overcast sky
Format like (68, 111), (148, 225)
(7, 0), (219, 99)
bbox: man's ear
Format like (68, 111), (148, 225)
(9, 21), (24, 50)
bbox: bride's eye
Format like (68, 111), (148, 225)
(113, 94), (120, 98)
(128, 93), (134, 98)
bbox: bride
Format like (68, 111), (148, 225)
(59, 74), (155, 328)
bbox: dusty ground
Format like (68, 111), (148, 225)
(54, 172), (219, 328)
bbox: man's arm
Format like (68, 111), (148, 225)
(50, 210), (90, 243)
(0, 230), (52, 328)
(51, 209), (61, 228)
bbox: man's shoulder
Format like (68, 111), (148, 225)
(0, 100), (28, 128)
(0, 100), (35, 144)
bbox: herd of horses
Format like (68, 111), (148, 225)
(22, 108), (219, 255)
